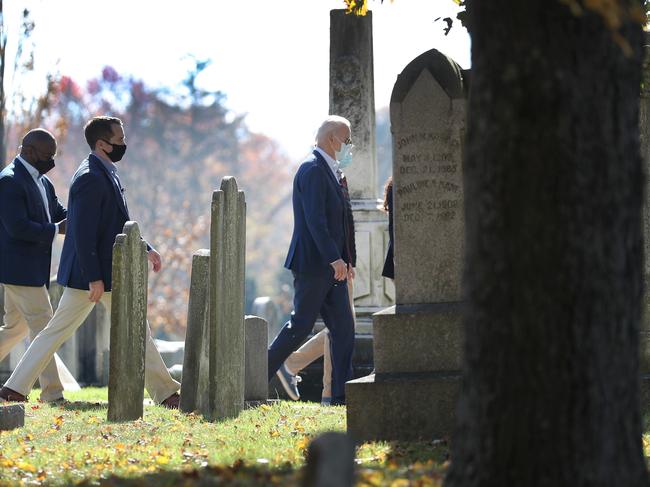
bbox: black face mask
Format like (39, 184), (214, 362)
(32, 158), (56, 175)
(103, 141), (127, 162)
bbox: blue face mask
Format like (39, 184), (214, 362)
(335, 139), (354, 168)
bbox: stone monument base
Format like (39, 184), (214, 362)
(346, 302), (463, 442)
(373, 304), (463, 373)
(346, 372), (460, 442)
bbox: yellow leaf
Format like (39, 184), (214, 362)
(296, 436), (310, 450)
(17, 461), (37, 473)
(156, 455), (170, 465)
(260, 404), (272, 411)
(269, 430), (280, 438)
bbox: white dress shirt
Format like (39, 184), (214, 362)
(315, 147), (341, 182)
(91, 151), (128, 209)
(16, 155), (58, 239)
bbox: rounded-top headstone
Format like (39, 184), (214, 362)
(390, 48), (467, 305)
(391, 48), (465, 106)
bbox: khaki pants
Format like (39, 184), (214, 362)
(284, 278), (355, 400)
(0, 285), (64, 401)
(4, 287), (179, 404)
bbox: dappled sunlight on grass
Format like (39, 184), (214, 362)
(0, 388), (449, 485)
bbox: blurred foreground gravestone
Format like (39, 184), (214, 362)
(303, 432), (355, 487)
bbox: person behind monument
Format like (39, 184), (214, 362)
(0, 128), (79, 402)
(0, 116), (181, 408)
(267, 115), (356, 406)
(275, 138), (357, 405)
(381, 176), (394, 280)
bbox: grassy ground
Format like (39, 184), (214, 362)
(0, 388), (448, 486)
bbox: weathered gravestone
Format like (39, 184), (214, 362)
(181, 272), (269, 412)
(244, 315), (268, 403)
(346, 48), (467, 441)
(180, 249), (211, 414)
(0, 404), (24, 431)
(174, 178), (249, 419)
(107, 222), (148, 422)
(209, 177), (246, 420)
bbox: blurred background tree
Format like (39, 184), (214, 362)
(3, 61), (296, 339)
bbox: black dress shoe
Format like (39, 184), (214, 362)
(0, 387), (28, 402)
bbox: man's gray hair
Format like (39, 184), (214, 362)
(315, 115), (351, 144)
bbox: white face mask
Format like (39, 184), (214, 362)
(334, 136), (354, 168)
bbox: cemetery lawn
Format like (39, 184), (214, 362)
(0, 388), (448, 486)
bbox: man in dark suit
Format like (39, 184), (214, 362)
(268, 115), (356, 406)
(0, 117), (180, 408)
(0, 128), (72, 402)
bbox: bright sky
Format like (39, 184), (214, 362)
(7, 0), (471, 161)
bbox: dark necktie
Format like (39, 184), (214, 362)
(112, 171), (129, 214)
(338, 173), (354, 266)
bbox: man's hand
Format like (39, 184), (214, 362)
(348, 265), (355, 280)
(89, 280), (104, 303)
(147, 249), (162, 273)
(57, 219), (66, 234)
(330, 259), (347, 281)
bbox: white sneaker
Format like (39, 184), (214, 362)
(276, 364), (301, 400)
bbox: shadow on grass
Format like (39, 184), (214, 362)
(76, 461), (300, 487)
(59, 400), (107, 412)
(353, 439), (449, 485)
(385, 439), (450, 467)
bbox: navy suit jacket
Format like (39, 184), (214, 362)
(0, 158), (66, 287)
(284, 150), (350, 274)
(58, 154), (148, 291)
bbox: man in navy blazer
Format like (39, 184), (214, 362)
(0, 117), (180, 408)
(0, 128), (71, 402)
(268, 115), (356, 406)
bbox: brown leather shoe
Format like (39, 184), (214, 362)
(0, 387), (27, 402)
(160, 392), (180, 409)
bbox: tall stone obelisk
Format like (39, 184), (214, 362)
(329, 10), (394, 352)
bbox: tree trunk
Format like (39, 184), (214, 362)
(445, 0), (648, 485)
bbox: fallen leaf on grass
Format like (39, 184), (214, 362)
(16, 461), (37, 473)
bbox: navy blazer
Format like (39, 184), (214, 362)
(58, 154), (148, 291)
(0, 158), (66, 287)
(284, 150), (350, 274)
